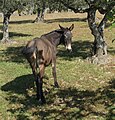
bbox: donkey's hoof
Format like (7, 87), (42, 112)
(54, 82), (59, 88)
(38, 99), (46, 105)
(37, 96), (46, 104)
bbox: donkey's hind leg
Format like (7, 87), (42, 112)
(29, 60), (45, 103)
(28, 57), (40, 100)
(37, 64), (46, 103)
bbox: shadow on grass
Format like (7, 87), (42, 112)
(0, 46), (26, 63)
(44, 17), (87, 23)
(9, 20), (33, 24)
(53, 78), (115, 120)
(9, 32), (32, 38)
(0, 40), (92, 64)
(1, 74), (34, 94)
(0, 32), (32, 40)
(57, 40), (92, 60)
(1, 74), (115, 119)
(0, 20), (33, 24)
(1, 40), (114, 64)
(0, 17), (87, 25)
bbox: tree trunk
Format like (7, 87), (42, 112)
(88, 7), (107, 56)
(1, 14), (11, 43)
(33, 8), (44, 22)
(87, 7), (108, 64)
(33, 1), (45, 23)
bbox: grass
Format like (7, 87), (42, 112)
(0, 12), (115, 120)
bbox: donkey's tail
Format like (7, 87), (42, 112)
(22, 40), (37, 57)
(22, 46), (36, 56)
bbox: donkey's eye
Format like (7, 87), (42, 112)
(64, 34), (68, 38)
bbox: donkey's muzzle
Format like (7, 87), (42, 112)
(67, 48), (72, 53)
(66, 44), (72, 52)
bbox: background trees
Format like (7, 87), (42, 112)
(0, 0), (67, 42)
(0, 0), (30, 43)
(0, 0), (114, 64)
(33, 0), (68, 23)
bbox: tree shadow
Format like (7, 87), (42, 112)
(0, 46), (26, 63)
(57, 40), (92, 60)
(58, 40), (115, 61)
(45, 17), (87, 23)
(1, 74), (115, 119)
(0, 40), (92, 64)
(0, 32), (32, 40)
(1, 74), (34, 95)
(9, 20), (33, 24)
(0, 20), (33, 24)
(1, 40), (114, 64)
(1, 74), (39, 119)
(9, 32), (32, 38)
(49, 78), (114, 119)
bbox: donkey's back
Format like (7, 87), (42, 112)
(22, 37), (55, 66)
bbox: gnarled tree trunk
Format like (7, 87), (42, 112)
(1, 13), (11, 43)
(87, 7), (109, 64)
(87, 7), (107, 56)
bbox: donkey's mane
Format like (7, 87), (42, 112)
(41, 29), (63, 37)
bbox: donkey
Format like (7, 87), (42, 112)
(22, 24), (74, 103)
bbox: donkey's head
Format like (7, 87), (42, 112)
(59, 24), (74, 52)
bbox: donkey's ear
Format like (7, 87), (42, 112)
(69, 24), (74, 31)
(59, 24), (65, 31)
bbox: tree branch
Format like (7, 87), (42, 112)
(98, 1), (115, 14)
(98, 1), (115, 36)
(60, 0), (89, 13)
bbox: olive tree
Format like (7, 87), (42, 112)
(61, 0), (115, 64)
(33, 0), (67, 22)
(0, 0), (29, 43)
(33, 0), (46, 22)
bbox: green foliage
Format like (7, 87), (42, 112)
(107, 4), (115, 24)
(0, 0), (31, 15)
(48, 0), (67, 12)
(107, 10), (115, 22)
(61, 0), (88, 10)
(32, 0), (68, 13)
(60, 0), (115, 24)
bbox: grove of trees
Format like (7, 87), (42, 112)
(0, 0), (67, 43)
(0, 0), (115, 64)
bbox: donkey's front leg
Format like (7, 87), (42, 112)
(52, 58), (59, 88)
(36, 64), (46, 104)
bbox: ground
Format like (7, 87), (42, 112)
(0, 12), (115, 120)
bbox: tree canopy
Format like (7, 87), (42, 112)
(0, 0), (29, 14)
